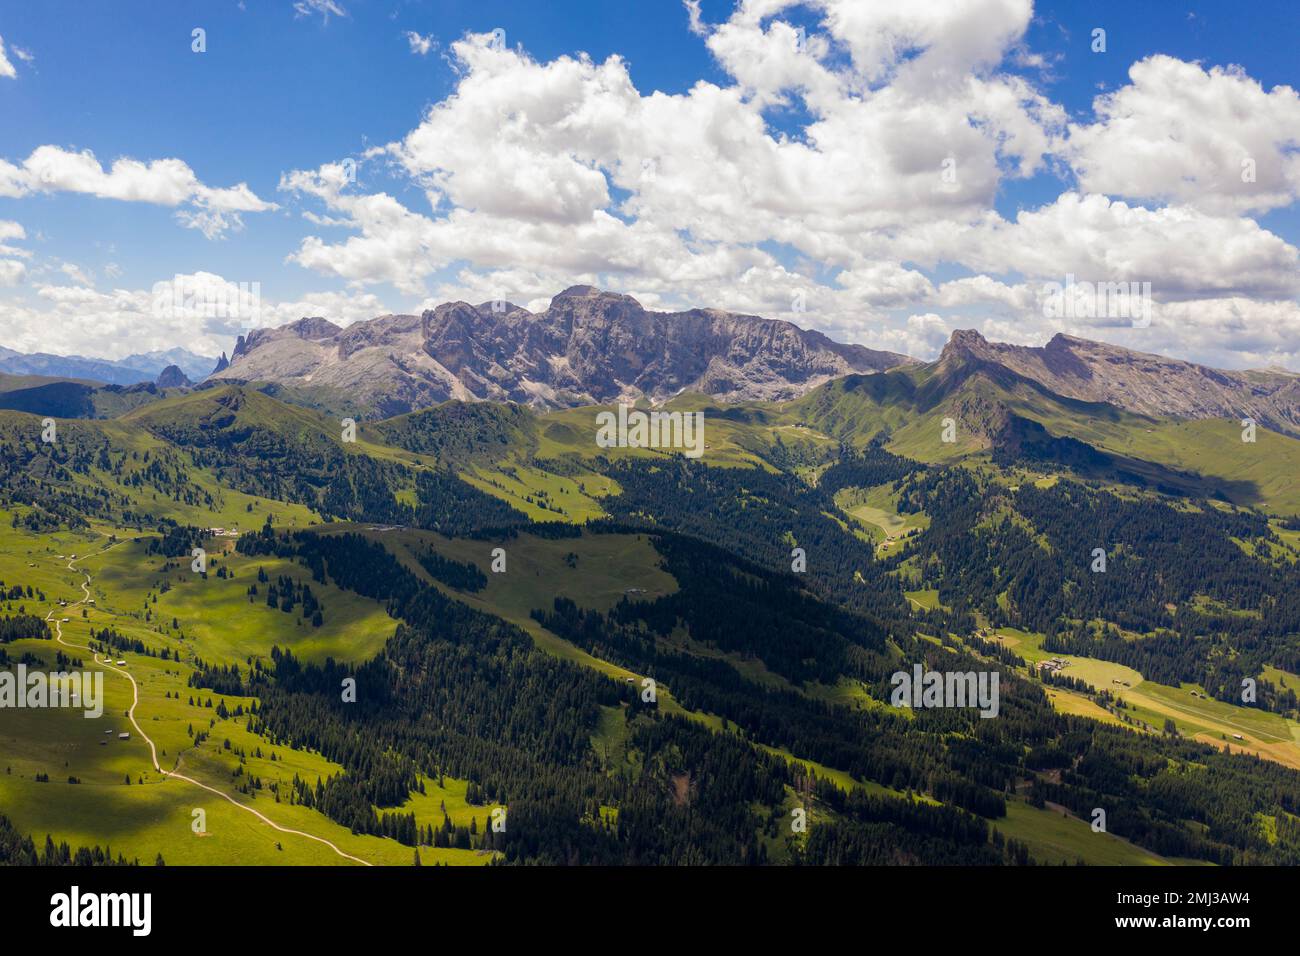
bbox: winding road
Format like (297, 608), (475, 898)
(45, 538), (372, 866)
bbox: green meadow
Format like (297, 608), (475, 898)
(995, 799), (1171, 866)
(0, 516), (489, 865)
(990, 627), (1300, 770)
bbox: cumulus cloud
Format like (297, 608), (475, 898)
(819, 0), (1035, 82)
(1067, 56), (1300, 214)
(266, 8), (1300, 371)
(920, 193), (1300, 301)
(285, 14), (1067, 300)
(0, 219), (26, 246)
(0, 146), (277, 238)
(0, 271), (389, 359)
(868, 312), (953, 358)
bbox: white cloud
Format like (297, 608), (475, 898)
(0, 35), (17, 79)
(867, 312), (952, 358)
(405, 32), (435, 56)
(941, 193), (1300, 301)
(683, 1), (707, 38)
(0, 271), (389, 360)
(293, 0), (346, 25)
(817, 0), (1035, 83)
(836, 262), (936, 308)
(1067, 56), (1300, 214)
(265, 11), (1300, 371)
(934, 275), (1035, 312)
(286, 19), (1066, 293)
(0, 146), (277, 238)
(0, 221), (28, 287)
(953, 295), (1300, 373)
(59, 262), (93, 286)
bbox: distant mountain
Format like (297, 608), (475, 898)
(935, 329), (1300, 436)
(210, 286), (916, 417)
(0, 346), (215, 386)
(797, 328), (1300, 445)
(156, 364), (193, 389)
(791, 327), (1300, 512)
(0, 351), (155, 386)
(121, 348), (218, 383)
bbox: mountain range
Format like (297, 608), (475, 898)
(209, 285), (914, 416)
(200, 286), (1300, 433)
(7, 287), (1300, 441)
(0, 345), (215, 386)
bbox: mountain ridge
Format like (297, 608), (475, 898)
(210, 285), (915, 416)
(210, 288), (1300, 430)
(935, 328), (1300, 436)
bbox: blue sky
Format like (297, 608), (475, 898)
(0, 0), (1297, 369)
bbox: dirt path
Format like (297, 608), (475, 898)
(45, 538), (372, 866)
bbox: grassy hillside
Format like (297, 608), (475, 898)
(0, 525), (488, 865)
(2, 378), (1299, 867)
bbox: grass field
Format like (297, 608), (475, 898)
(0, 631), (487, 866)
(994, 799), (1171, 866)
(989, 627), (1300, 769)
(461, 462), (610, 523)
(0, 520), (493, 865)
(904, 589), (947, 612)
(836, 483), (930, 557)
(83, 537), (398, 666)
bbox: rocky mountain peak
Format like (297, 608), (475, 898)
(551, 284), (612, 303)
(930, 327), (1300, 436)
(156, 364), (193, 389)
(939, 329), (991, 360)
(285, 317), (343, 340)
